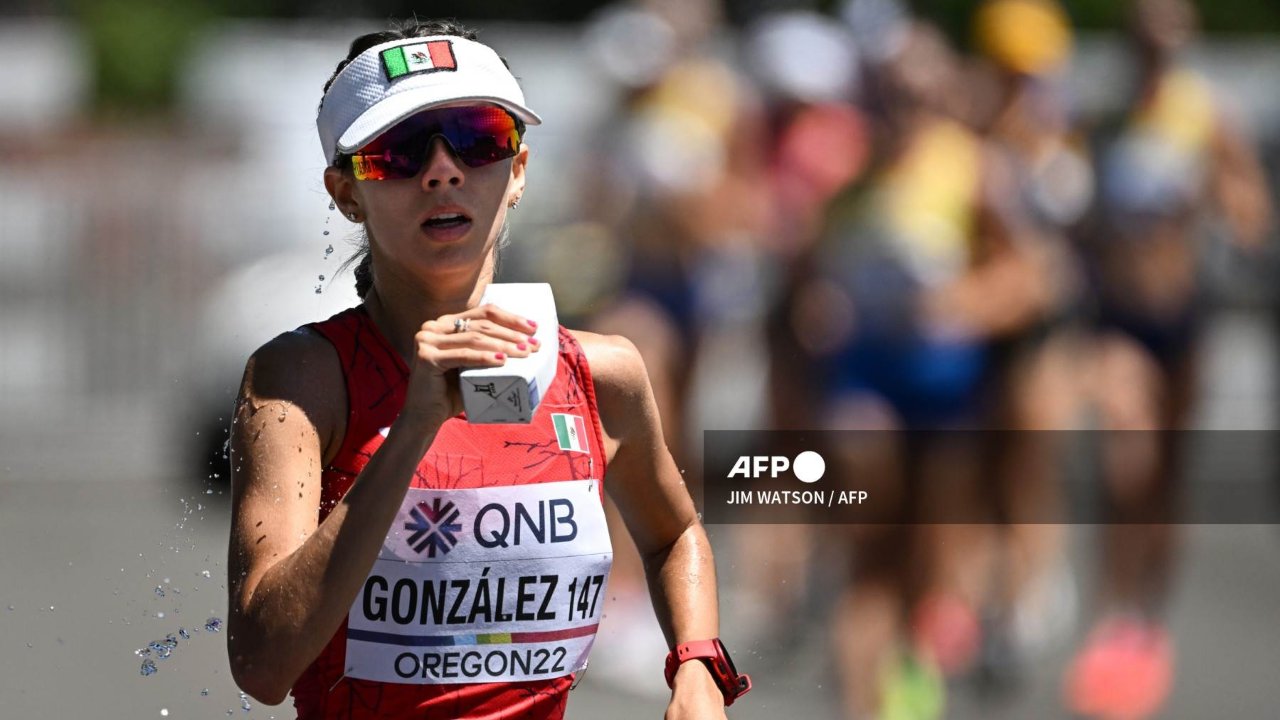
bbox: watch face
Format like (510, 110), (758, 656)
(715, 638), (739, 675)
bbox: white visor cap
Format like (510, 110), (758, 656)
(317, 35), (541, 166)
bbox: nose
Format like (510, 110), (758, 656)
(420, 135), (464, 189)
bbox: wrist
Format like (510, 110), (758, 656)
(386, 408), (447, 453)
(672, 656), (718, 686)
(664, 638), (752, 707)
(671, 659), (722, 701)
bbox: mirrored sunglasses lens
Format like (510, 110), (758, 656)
(352, 106), (520, 178)
(440, 107), (521, 168)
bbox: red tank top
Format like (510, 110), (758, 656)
(292, 305), (610, 720)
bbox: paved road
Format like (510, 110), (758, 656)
(2, 476), (1278, 719)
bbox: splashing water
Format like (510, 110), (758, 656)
(154, 586), (165, 598)
(179, 627), (191, 640)
(140, 659), (157, 676)
(201, 689), (210, 697)
(240, 692), (252, 713)
(205, 617), (223, 633)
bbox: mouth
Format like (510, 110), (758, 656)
(419, 207), (473, 241)
(422, 211), (471, 229)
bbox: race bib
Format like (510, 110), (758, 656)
(345, 479), (613, 684)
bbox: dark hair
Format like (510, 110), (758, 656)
(326, 18), (517, 299)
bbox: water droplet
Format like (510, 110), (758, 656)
(6, 605), (13, 611)
(140, 659), (157, 676)
(157, 611), (166, 619)
(136, 647), (152, 658)
(318, 274), (325, 281)
(314, 285), (323, 294)
(48, 605), (54, 611)
(206, 488), (214, 495)
(200, 570), (212, 579)
(325, 244), (334, 256)
(201, 688), (210, 696)
(328, 200), (336, 211)
(161, 709), (169, 717)
(154, 586), (165, 598)
(240, 692), (252, 713)
(179, 628), (191, 640)
(205, 617), (223, 633)
(322, 230), (330, 236)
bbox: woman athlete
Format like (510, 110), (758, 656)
(224, 19), (744, 720)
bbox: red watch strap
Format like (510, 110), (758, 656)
(664, 638), (752, 706)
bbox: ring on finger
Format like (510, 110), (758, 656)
(453, 317), (470, 334)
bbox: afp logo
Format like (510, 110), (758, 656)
(727, 451), (826, 483)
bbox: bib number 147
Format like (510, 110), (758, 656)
(566, 574), (605, 621)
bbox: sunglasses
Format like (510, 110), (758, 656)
(348, 105), (523, 180)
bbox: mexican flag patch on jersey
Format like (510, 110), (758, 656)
(552, 413), (588, 453)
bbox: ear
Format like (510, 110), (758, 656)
(508, 143), (529, 208)
(324, 166), (361, 221)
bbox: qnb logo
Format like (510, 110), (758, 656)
(727, 451), (826, 483)
(405, 498), (463, 558)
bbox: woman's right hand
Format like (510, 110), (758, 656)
(401, 303), (540, 424)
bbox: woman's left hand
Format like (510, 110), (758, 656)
(665, 662), (729, 720)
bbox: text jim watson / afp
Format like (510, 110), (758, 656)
(726, 489), (870, 506)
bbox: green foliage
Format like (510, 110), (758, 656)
(72, 0), (213, 116)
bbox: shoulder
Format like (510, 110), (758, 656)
(568, 328), (648, 402)
(239, 326), (346, 461)
(244, 326), (343, 390)
(567, 329), (653, 443)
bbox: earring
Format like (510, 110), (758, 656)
(509, 198), (520, 210)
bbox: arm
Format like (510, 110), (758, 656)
(227, 305), (538, 704)
(923, 144), (1060, 338)
(1210, 116), (1273, 250)
(226, 329), (445, 704)
(576, 331), (727, 718)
